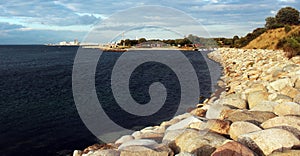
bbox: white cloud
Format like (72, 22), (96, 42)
(270, 10), (276, 15)
(278, 0), (296, 3)
(190, 4), (254, 12)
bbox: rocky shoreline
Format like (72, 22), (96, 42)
(73, 48), (300, 156)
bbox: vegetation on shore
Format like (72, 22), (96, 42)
(217, 6), (300, 58)
(117, 34), (217, 49)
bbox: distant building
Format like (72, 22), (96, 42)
(58, 39), (80, 46)
(136, 41), (168, 48)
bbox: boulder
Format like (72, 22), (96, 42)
(115, 135), (134, 145)
(270, 78), (292, 91)
(295, 78), (300, 89)
(89, 149), (120, 156)
(220, 94), (247, 109)
(134, 132), (164, 143)
(118, 139), (158, 150)
(174, 129), (227, 155)
(247, 91), (268, 109)
(120, 145), (173, 156)
(225, 110), (277, 124)
(280, 86), (300, 99)
(261, 116), (300, 138)
(274, 102), (300, 116)
(269, 150), (300, 156)
(244, 84), (267, 95)
(211, 141), (255, 156)
(205, 101), (232, 119)
(83, 143), (115, 154)
(229, 121), (262, 141)
(270, 94), (293, 103)
(166, 116), (203, 131)
(250, 101), (279, 112)
(238, 129), (300, 156)
(291, 56), (300, 64)
(206, 119), (231, 135)
(175, 152), (195, 156)
(190, 108), (207, 117)
(73, 150), (83, 156)
(294, 94), (300, 104)
(162, 129), (185, 145)
(160, 118), (181, 128)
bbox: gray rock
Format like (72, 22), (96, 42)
(205, 101), (231, 119)
(166, 116), (203, 131)
(238, 128), (300, 156)
(115, 135), (134, 145)
(118, 139), (158, 150)
(162, 129), (185, 145)
(134, 132), (164, 143)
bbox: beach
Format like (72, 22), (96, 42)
(74, 48), (300, 156)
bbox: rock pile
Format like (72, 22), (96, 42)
(73, 48), (300, 156)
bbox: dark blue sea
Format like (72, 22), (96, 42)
(0, 45), (221, 156)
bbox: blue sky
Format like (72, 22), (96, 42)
(0, 0), (299, 44)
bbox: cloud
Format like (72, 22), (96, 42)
(277, 0), (296, 3)
(0, 1), (101, 26)
(1, 0), (300, 43)
(0, 22), (25, 31)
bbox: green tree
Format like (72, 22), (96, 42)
(138, 38), (147, 44)
(276, 7), (300, 25)
(265, 17), (282, 29)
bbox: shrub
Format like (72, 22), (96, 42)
(277, 37), (300, 58)
(276, 7), (300, 25)
(285, 25), (292, 33)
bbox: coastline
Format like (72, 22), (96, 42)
(74, 48), (300, 156)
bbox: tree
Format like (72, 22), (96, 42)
(138, 38), (147, 44)
(276, 7), (300, 25)
(265, 17), (280, 29)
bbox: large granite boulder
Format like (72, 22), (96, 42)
(206, 119), (231, 135)
(270, 78), (293, 91)
(120, 145), (173, 156)
(166, 116), (203, 131)
(211, 140), (255, 156)
(229, 121), (262, 141)
(250, 101), (279, 112)
(247, 91), (268, 109)
(224, 110), (276, 124)
(174, 129), (227, 156)
(274, 102), (300, 116)
(219, 94), (247, 109)
(238, 129), (300, 156)
(261, 116), (300, 138)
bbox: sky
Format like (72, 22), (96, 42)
(0, 0), (299, 44)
